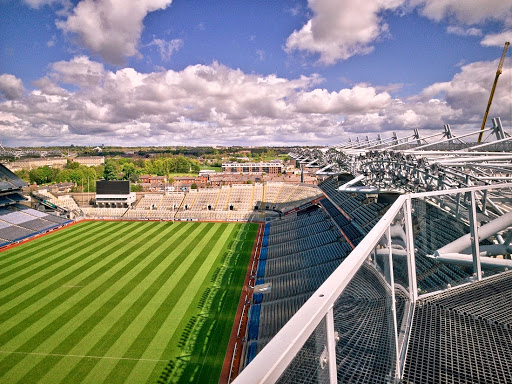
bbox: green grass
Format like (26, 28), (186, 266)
(0, 220), (258, 384)
(199, 166), (221, 172)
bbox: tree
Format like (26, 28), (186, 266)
(103, 161), (119, 180)
(121, 163), (136, 180)
(29, 166), (58, 185)
(15, 169), (29, 182)
(131, 184), (144, 192)
(66, 160), (80, 170)
(190, 183), (198, 189)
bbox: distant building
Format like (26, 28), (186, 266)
(70, 156), (105, 166)
(222, 161), (283, 174)
(4, 157), (68, 171)
(139, 175), (168, 184)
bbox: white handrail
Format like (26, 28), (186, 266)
(233, 194), (407, 383)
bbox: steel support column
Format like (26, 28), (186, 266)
(469, 191), (482, 280)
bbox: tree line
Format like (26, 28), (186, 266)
(15, 155), (201, 190)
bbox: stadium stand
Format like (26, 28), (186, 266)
(0, 165), (71, 247)
(246, 205), (356, 361)
(236, 123), (512, 384)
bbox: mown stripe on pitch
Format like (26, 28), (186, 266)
(142, 223), (240, 383)
(0, 221), (104, 266)
(0, 221), (164, 381)
(86, 223), (227, 384)
(0, 221), (101, 262)
(149, 224), (238, 359)
(0, 221), (124, 291)
(12, 222), (200, 384)
(0, 221), (136, 313)
(0, 222), (181, 381)
(0, 222), (161, 358)
(44, 223), (211, 384)
(188, 224), (258, 384)
(101, 223), (232, 384)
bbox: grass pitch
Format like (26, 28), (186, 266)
(0, 220), (258, 384)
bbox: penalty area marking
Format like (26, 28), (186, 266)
(0, 350), (169, 362)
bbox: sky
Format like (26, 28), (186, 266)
(1, 0), (512, 147)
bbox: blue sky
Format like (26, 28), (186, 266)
(1, 0), (512, 146)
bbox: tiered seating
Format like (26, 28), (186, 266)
(37, 190), (79, 211)
(123, 193), (185, 219)
(229, 185), (254, 211)
(190, 188), (220, 210)
(0, 165), (71, 247)
(135, 194), (163, 209)
(84, 207), (128, 218)
(0, 205), (70, 244)
(274, 184), (298, 204)
(261, 183), (282, 209)
(277, 264), (408, 383)
(215, 187), (231, 210)
(252, 184), (263, 210)
(321, 198), (365, 245)
(158, 193), (185, 210)
(319, 177), (388, 234)
(246, 205), (354, 359)
(56, 195), (80, 211)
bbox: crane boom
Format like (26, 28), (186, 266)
(477, 41), (510, 143)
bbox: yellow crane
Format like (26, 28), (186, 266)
(477, 41), (510, 143)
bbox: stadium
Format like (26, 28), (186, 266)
(1, 117), (512, 384)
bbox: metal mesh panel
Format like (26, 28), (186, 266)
(333, 242), (397, 384)
(276, 316), (331, 384)
(402, 270), (512, 384)
(411, 197), (474, 294)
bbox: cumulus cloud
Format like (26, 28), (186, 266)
(411, 0), (512, 24)
(50, 55), (105, 87)
(481, 31), (512, 46)
(415, 58), (512, 124)
(1, 56), (510, 146)
(148, 38), (183, 62)
(57, 0), (173, 65)
(23, 0), (60, 8)
(446, 26), (482, 37)
(0, 74), (25, 100)
(295, 86), (391, 114)
(285, 0), (405, 65)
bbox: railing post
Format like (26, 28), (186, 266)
(469, 191), (482, 280)
(325, 307), (338, 383)
(387, 226), (401, 380)
(404, 196), (418, 302)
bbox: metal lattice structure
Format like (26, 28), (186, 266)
(233, 117), (512, 384)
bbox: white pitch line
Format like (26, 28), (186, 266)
(0, 350), (168, 362)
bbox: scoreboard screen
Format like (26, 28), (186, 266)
(96, 180), (130, 195)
